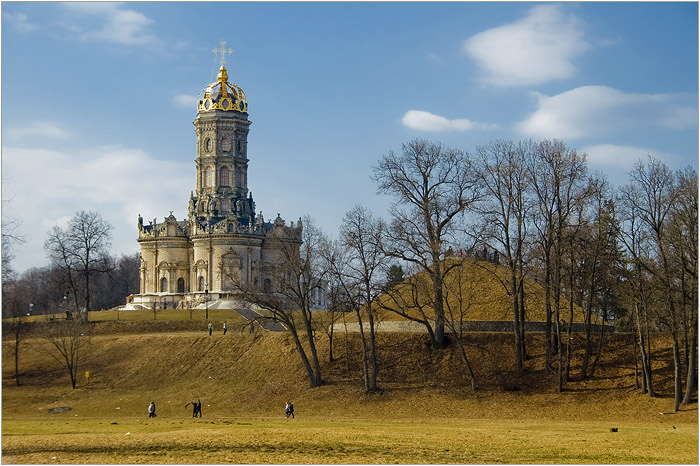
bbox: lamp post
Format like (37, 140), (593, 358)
(205, 283), (209, 320)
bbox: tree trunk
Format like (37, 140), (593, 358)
(289, 326), (320, 388)
(84, 266), (91, 323)
(14, 327), (21, 386)
(635, 303), (653, 396)
(544, 264), (553, 374)
(328, 314), (335, 363)
(518, 276), (527, 361)
(587, 304), (607, 379)
(355, 308), (371, 392)
(643, 306), (655, 397)
(307, 326), (323, 387)
(511, 267), (523, 377)
(682, 325), (697, 404)
(368, 307), (378, 392)
(673, 336), (683, 412)
(580, 268), (596, 380)
(565, 272), (574, 382)
(632, 329), (640, 390)
(452, 332), (477, 390)
(433, 274), (446, 349)
(342, 311), (351, 376)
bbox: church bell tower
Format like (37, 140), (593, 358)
(190, 43), (254, 226)
(132, 41), (305, 308)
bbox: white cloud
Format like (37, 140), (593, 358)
(2, 145), (191, 272)
(516, 86), (697, 140)
(62, 3), (157, 46)
(6, 121), (72, 140)
(3, 12), (38, 32)
(463, 4), (589, 87)
(402, 110), (497, 132)
(173, 94), (198, 109)
(581, 144), (677, 171)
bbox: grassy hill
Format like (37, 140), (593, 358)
(2, 320), (693, 421)
(2, 320), (697, 463)
(375, 257), (593, 324)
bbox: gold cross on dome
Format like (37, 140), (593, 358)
(212, 40), (234, 67)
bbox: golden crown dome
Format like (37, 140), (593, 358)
(198, 65), (247, 114)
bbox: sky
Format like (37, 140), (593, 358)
(2, 1), (698, 274)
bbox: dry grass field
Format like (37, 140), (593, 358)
(2, 311), (697, 464)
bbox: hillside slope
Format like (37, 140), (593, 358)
(2, 324), (695, 425)
(375, 257), (594, 323)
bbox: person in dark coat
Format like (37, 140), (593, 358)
(186, 399), (203, 417)
(148, 401), (156, 418)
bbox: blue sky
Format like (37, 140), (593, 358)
(2, 2), (698, 273)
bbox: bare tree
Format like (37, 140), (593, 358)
(44, 211), (113, 322)
(3, 278), (31, 385)
(321, 240), (351, 363)
(669, 167), (698, 405)
(2, 200), (29, 385)
(2, 193), (25, 279)
(617, 201), (657, 397)
(235, 216), (325, 387)
(339, 205), (388, 393)
(528, 140), (589, 392)
(619, 157), (687, 410)
(475, 139), (531, 377)
(42, 318), (89, 389)
(577, 193), (624, 380)
(373, 139), (481, 349)
(442, 258), (478, 390)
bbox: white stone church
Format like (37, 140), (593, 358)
(127, 45), (322, 310)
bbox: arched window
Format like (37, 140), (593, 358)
(221, 198), (230, 212)
(263, 278), (272, 293)
(227, 223), (234, 233)
(198, 276), (205, 292)
(177, 278), (185, 293)
(160, 277), (168, 293)
(220, 166), (230, 186)
(236, 168), (243, 187)
(221, 138), (231, 152)
(204, 166), (213, 187)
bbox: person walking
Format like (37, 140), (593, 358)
(223, 321), (227, 335)
(148, 401), (156, 418)
(288, 402), (294, 419)
(208, 322), (213, 336)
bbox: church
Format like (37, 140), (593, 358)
(127, 44), (304, 310)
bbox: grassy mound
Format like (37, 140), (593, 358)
(375, 257), (591, 323)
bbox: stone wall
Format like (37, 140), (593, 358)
(332, 320), (616, 333)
